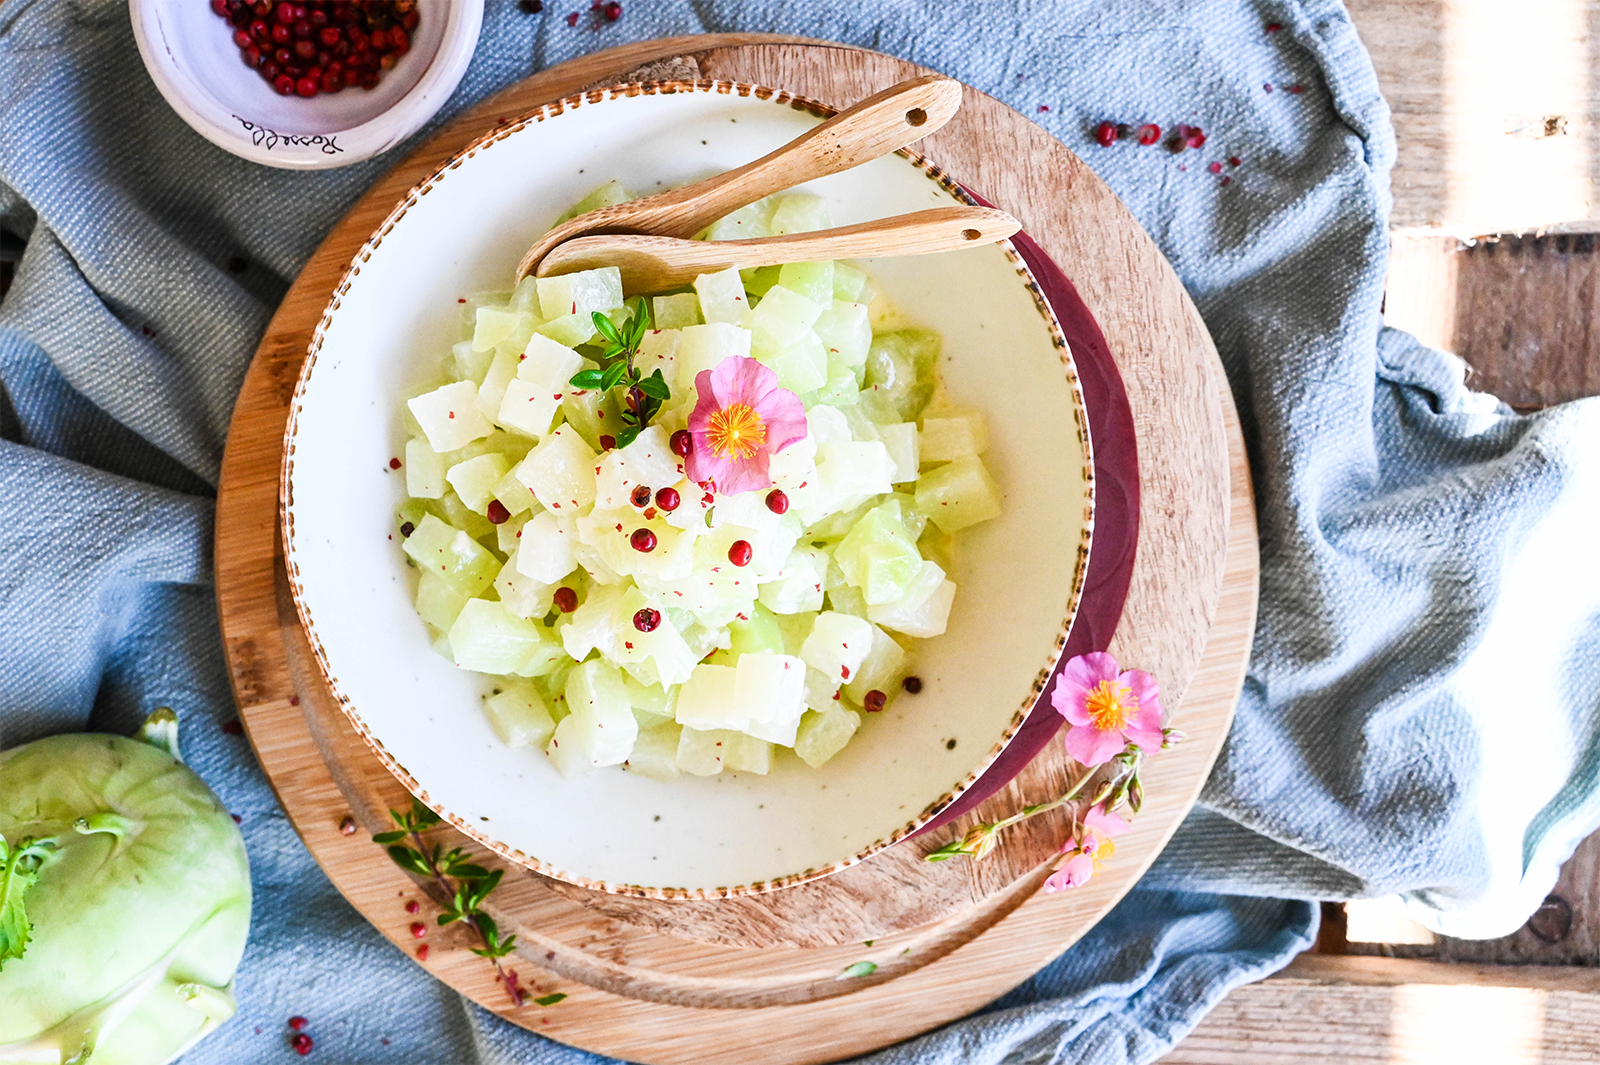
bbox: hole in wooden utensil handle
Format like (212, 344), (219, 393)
(961, 228), (981, 240)
(905, 108), (928, 127)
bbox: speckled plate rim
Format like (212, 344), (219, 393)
(280, 79), (1094, 900)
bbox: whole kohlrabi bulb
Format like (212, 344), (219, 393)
(0, 710), (251, 1065)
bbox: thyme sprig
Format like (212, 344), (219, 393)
(374, 799), (525, 1006)
(924, 728), (1185, 863)
(568, 298), (669, 450)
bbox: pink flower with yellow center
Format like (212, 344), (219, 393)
(1044, 803), (1130, 892)
(1051, 651), (1164, 767)
(685, 356), (808, 495)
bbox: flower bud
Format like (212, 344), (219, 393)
(1128, 776), (1145, 814)
(1161, 728), (1187, 749)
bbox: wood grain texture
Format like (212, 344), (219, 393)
(1348, 0), (1600, 236)
(538, 205), (1020, 290)
(1387, 232), (1600, 408)
(1164, 956), (1600, 1064)
(516, 74), (963, 280)
(214, 36), (1256, 1063)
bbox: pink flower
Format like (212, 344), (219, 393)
(685, 356), (808, 495)
(1044, 803), (1130, 892)
(1051, 651), (1163, 767)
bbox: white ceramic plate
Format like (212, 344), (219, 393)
(130, 0), (482, 170)
(283, 83), (1093, 897)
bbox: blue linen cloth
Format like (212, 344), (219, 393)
(2, 0), (1597, 1061)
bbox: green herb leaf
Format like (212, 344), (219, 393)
(614, 426), (641, 450)
(569, 368), (605, 389)
(636, 369), (671, 401)
(386, 845), (433, 878)
(591, 311), (622, 345)
(0, 836), (56, 969)
(600, 361), (629, 391)
(842, 961), (878, 978)
(447, 863), (492, 882)
(411, 800), (442, 829)
(438, 910), (462, 926)
(475, 912), (500, 944)
(534, 993), (568, 1007)
(390, 808), (410, 829)
(371, 830), (408, 845)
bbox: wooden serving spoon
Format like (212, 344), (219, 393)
(537, 205), (1021, 293)
(513, 75), (965, 283)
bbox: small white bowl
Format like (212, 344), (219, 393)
(130, 0), (482, 170)
(282, 82), (1094, 897)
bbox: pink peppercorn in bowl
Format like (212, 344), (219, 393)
(130, 0), (483, 170)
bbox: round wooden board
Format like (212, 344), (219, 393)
(215, 36), (1256, 1064)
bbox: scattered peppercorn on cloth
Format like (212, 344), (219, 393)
(4, 0), (1600, 1061)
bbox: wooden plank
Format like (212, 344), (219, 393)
(1164, 956), (1600, 1064)
(1386, 233), (1600, 408)
(1348, 0), (1600, 236)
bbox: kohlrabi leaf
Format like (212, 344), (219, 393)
(0, 835), (56, 969)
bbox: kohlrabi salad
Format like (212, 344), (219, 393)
(395, 183), (1001, 781)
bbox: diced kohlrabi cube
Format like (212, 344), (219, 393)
(832, 262), (870, 303)
(515, 511), (576, 584)
(513, 426), (597, 513)
(625, 722), (682, 780)
(606, 588), (697, 688)
(558, 385), (622, 452)
(405, 438), (447, 499)
(777, 261), (834, 306)
(435, 492), (495, 541)
(653, 294), (700, 329)
(692, 267), (748, 324)
(408, 381), (494, 453)
(446, 453), (510, 514)
(497, 511), (531, 554)
(472, 306), (534, 353)
(555, 179), (635, 224)
(756, 324), (827, 395)
(798, 610), (874, 685)
(879, 423), (920, 484)
(915, 454), (1002, 533)
(509, 274), (542, 316)
(495, 554), (555, 619)
(844, 624), (910, 705)
(794, 704), (861, 768)
(724, 733), (772, 774)
(754, 285), (823, 328)
(674, 663), (745, 731)
(559, 582), (626, 661)
(537, 266), (624, 323)
(414, 572), (469, 632)
(774, 610), (817, 657)
(769, 193), (831, 235)
(578, 508), (697, 587)
(518, 333), (586, 386)
(547, 659), (637, 776)
(676, 727), (732, 776)
(484, 683), (557, 749)
(537, 312), (599, 348)
(834, 502), (923, 605)
(498, 378), (563, 439)
(460, 290), (511, 332)
(452, 339), (494, 385)
(868, 560), (955, 638)
(757, 545), (828, 615)
(709, 492), (799, 577)
(920, 411), (990, 462)
(865, 330), (940, 421)
(707, 602), (784, 661)
(635, 329), (681, 385)
(449, 599), (565, 676)
(705, 198), (776, 242)
(593, 425), (683, 510)
(733, 653), (805, 745)
(805, 404), (851, 446)
(814, 301), (872, 368)
(826, 582), (869, 620)
(402, 514), (498, 597)
(817, 440), (896, 498)
(623, 673), (676, 725)
(475, 345), (522, 422)
(814, 352), (863, 408)
(803, 665), (839, 710)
